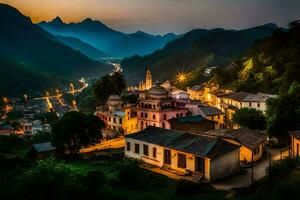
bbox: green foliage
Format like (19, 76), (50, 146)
(176, 180), (208, 196)
(93, 72), (126, 105)
(233, 108), (266, 130)
(266, 83), (300, 144)
(78, 96), (97, 113)
(40, 111), (59, 124)
(213, 21), (300, 94)
(51, 111), (104, 154)
(6, 111), (24, 121)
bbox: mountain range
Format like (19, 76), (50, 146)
(38, 17), (178, 57)
(121, 24), (278, 85)
(0, 3), (111, 97)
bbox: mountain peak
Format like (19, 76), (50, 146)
(51, 16), (64, 24)
(263, 23), (278, 29)
(82, 18), (94, 23)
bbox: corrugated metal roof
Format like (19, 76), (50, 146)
(199, 106), (224, 116)
(126, 126), (239, 158)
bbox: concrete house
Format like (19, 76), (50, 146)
(203, 128), (267, 163)
(125, 126), (240, 182)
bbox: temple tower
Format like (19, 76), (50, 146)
(145, 68), (152, 90)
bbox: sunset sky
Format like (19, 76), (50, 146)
(1, 0), (300, 34)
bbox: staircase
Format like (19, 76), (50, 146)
(190, 171), (204, 182)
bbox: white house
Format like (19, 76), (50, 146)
(125, 126), (240, 182)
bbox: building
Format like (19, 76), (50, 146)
(137, 85), (188, 130)
(168, 115), (216, 133)
(95, 95), (138, 135)
(138, 68), (153, 91)
(216, 92), (277, 119)
(32, 142), (56, 158)
(187, 85), (203, 100)
(125, 126), (240, 182)
(198, 106), (225, 129)
(170, 89), (189, 100)
(289, 131), (300, 157)
(203, 128), (267, 163)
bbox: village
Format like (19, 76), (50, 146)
(2, 68), (297, 191)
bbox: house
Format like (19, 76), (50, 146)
(125, 126), (240, 182)
(170, 89), (189, 100)
(137, 85), (188, 130)
(203, 128), (267, 163)
(32, 142), (56, 158)
(289, 131), (300, 157)
(168, 115), (216, 133)
(187, 85), (203, 100)
(216, 92), (277, 119)
(198, 106), (225, 129)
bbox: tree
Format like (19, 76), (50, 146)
(7, 111), (23, 121)
(233, 108), (266, 130)
(93, 72), (126, 105)
(266, 83), (300, 145)
(40, 111), (59, 124)
(78, 96), (97, 113)
(51, 111), (104, 155)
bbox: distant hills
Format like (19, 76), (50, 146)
(55, 35), (109, 60)
(38, 17), (178, 57)
(0, 3), (111, 97)
(121, 24), (278, 84)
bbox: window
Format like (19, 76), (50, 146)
(177, 153), (187, 168)
(109, 117), (111, 122)
(249, 102), (252, 107)
(145, 113), (148, 118)
(164, 149), (171, 165)
(257, 103), (260, 107)
(141, 113), (144, 118)
(145, 122), (148, 127)
(218, 115), (220, 119)
(143, 144), (149, 156)
(126, 142), (131, 151)
(135, 144), (140, 154)
(180, 113), (183, 117)
(176, 114), (179, 118)
(153, 114), (156, 120)
(162, 122), (165, 128)
(163, 114), (167, 120)
(119, 118), (122, 124)
(140, 121), (143, 129)
(113, 117), (116, 123)
(153, 147), (157, 158)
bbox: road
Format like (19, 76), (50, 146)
(212, 147), (289, 190)
(80, 137), (125, 153)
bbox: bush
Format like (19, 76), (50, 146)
(118, 160), (140, 185)
(176, 180), (204, 196)
(268, 158), (300, 178)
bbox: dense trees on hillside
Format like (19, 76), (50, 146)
(93, 72), (126, 105)
(212, 21), (300, 94)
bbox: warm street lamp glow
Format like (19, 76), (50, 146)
(176, 72), (187, 83)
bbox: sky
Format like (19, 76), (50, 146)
(1, 0), (300, 34)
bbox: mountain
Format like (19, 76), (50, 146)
(55, 35), (109, 60)
(0, 3), (111, 96)
(121, 24), (278, 84)
(212, 21), (300, 94)
(38, 17), (178, 57)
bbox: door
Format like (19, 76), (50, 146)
(297, 144), (299, 157)
(195, 156), (205, 173)
(164, 149), (171, 165)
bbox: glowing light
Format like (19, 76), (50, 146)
(176, 72), (188, 83)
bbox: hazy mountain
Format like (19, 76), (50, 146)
(0, 3), (111, 97)
(121, 24), (278, 84)
(38, 17), (178, 57)
(55, 35), (109, 60)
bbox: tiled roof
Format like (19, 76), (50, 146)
(126, 126), (239, 159)
(199, 106), (224, 116)
(203, 128), (267, 150)
(220, 92), (249, 102)
(242, 93), (270, 102)
(190, 85), (203, 91)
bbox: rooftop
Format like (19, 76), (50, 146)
(126, 126), (239, 159)
(199, 106), (224, 116)
(189, 85), (203, 91)
(33, 142), (56, 153)
(203, 128), (267, 150)
(289, 130), (300, 139)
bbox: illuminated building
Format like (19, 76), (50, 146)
(137, 84), (188, 130)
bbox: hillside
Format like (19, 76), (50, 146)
(212, 21), (300, 94)
(55, 35), (109, 60)
(38, 17), (178, 57)
(121, 24), (277, 84)
(0, 3), (111, 97)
